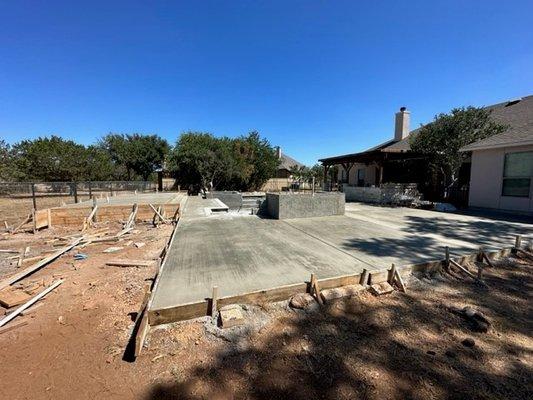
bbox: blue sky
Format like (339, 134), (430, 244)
(1, 1), (532, 165)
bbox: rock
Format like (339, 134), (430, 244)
(427, 350), (436, 356)
(370, 282), (394, 296)
(445, 350), (456, 358)
(220, 304), (245, 328)
(462, 338), (475, 347)
(463, 306), (476, 318)
(134, 242), (146, 248)
(289, 293), (314, 309)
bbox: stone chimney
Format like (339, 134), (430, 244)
(394, 107), (410, 141)
(276, 146), (282, 159)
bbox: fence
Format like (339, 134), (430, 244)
(0, 181), (157, 225)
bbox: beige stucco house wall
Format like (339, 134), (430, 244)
(468, 144), (533, 213)
(337, 163), (379, 186)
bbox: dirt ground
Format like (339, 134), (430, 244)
(0, 223), (531, 400)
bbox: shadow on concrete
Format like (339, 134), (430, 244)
(341, 214), (531, 262)
(142, 259), (532, 400)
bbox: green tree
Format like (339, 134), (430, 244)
(100, 133), (169, 180)
(11, 136), (90, 181)
(410, 107), (507, 192)
(170, 132), (235, 189)
(0, 140), (14, 181)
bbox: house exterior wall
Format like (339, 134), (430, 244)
(337, 163), (379, 186)
(469, 144), (533, 213)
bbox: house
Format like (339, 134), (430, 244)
(319, 95), (533, 208)
(318, 107), (427, 189)
(274, 146), (305, 178)
(460, 95), (533, 213)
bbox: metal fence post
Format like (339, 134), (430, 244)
(88, 181), (92, 198)
(73, 182), (78, 203)
(31, 183), (37, 210)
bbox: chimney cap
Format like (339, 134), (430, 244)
(400, 106), (407, 112)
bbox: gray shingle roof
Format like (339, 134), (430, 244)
(389, 95), (533, 153)
(279, 153), (305, 170)
(322, 95), (533, 161)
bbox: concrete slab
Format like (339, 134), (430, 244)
(150, 198), (533, 320)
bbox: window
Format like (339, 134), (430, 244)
(502, 151), (533, 197)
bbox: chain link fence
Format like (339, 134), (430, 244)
(0, 181), (157, 225)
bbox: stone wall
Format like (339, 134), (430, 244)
(266, 192), (345, 219)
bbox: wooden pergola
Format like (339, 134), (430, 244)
(319, 149), (425, 187)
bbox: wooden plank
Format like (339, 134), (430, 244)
(11, 214), (32, 234)
(0, 289), (32, 308)
(133, 284), (152, 358)
(0, 239), (81, 291)
(211, 286), (218, 317)
(106, 260), (154, 267)
(394, 268), (407, 292)
(450, 259), (477, 280)
(0, 280), (63, 328)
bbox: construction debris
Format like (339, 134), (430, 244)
(106, 260), (153, 268)
(0, 280), (63, 328)
(0, 289), (32, 308)
(0, 320), (28, 335)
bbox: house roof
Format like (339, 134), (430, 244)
(319, 94), (533, 163)
(279, 153), (305, 170)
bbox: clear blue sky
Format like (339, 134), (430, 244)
(1, 1), (532, 165)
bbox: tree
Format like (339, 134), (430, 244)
(100, 133), (169, 180)
(10, 136), (90, 181)
(0, 140), (14, 181)
(233, 132), (280, 191)
(410, 107), (507, 192)
(170, 132), (235, 189)
(169, 131), (279, 191)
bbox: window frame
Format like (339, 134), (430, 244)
(501, 151), (533, 198)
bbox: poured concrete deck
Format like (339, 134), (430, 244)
(150, 198), (533, 319)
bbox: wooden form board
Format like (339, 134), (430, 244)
(48, 203), (179, 226)
(147, 246), (512, 326)
(34, 209), (51, 230)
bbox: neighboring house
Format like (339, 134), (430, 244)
(261, 147), (305, 191)
(319, 95), (533, 208)
(319, 106), (426, 188)
(460, 96), (533, 213)
(275, 146), (305, 178)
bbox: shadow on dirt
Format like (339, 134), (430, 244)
(143, 257), (532, 400)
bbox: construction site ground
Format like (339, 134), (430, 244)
(0, 221), (531, 399)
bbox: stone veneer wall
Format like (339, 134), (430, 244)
(266, 192), (345, 219)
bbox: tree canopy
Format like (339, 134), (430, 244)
(169, 131), (280, 191)
(410, 106), (507, 189)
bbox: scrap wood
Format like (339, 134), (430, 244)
(11, 213), (32, 234)
(0, 288), (32, 308)
(0, 238), (81, 291)
(481, 252), (495, 268)
(0, 320), (28, 335)
(0, 249), (18, 254)
(150, 204), (169, 224)
(106, 259), (153, 268)
(0, 280), (63, 328)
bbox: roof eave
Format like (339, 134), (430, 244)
(460, 139), (533, 152)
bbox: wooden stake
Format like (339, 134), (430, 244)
(133, 283), (151, 358)
(310, 273), (324, 305)
(514, 235), (522, 250)
(482, 252), (495, 268)
(359, 269), (369, 286)
(449, 259), (477, 280)
(394, 268), (407, 292)
(211, 286), (218, 317)
(12, 214), (31, 235)
(388, 263), (396, 284)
